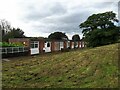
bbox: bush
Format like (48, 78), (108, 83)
(0, 42), (24, 47)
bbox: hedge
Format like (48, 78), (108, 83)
(0, 42), (24, 47)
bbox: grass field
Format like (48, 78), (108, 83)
(2, 43), (119, 88)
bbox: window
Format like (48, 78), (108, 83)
(47, 43), (50, 47)
(35, 44), (38, 48)
(31, 43), (34, 48)
(30, 41), (39, 48)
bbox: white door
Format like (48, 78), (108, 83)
(75, 42), (78, 48)
(60, 42), (64, 50)
(82, 42), (85, 47)
(43, 42), (51, 52)
(72, 42), (74, 49)
(67, 41), (70, 48)
(30, 41), (39, 55)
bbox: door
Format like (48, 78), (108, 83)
(67, 41), (70, 48)
(43, 42), (51, 52)
(30, 41), (39, 55)
(72, 42), (74, 49)
(60, 42), (64, 50)
(74, 42), (78, 48)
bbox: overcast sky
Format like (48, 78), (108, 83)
(0, 0), (119, 39)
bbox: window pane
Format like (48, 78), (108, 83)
(35, 44), (38, 48)
(47, 43), (50, 47)
(31, 44), (34, 48)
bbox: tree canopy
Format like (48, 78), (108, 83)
(2, 28), (25, 42)
(79, 11), (119, 47)
(48, 32), (68, 40)
(72, 34), (80, 41)
(1, 19), (26, 42)
(0, 19), (11, 37)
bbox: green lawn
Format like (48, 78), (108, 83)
(2, 43), (119, 88)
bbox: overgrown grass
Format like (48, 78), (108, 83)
(2, 43), (119, 88)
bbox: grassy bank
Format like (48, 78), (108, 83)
(2, 43), (119, 88)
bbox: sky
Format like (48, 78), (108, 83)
(0, 0), (119, 39)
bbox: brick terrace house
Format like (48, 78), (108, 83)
(9, 38), (85, 55)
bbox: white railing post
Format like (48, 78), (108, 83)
(5, 48), (7, 54)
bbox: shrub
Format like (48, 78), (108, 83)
(0, 42), (24, 47)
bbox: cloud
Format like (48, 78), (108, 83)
(0, 0), (119, 39)
(22, 1), (118, 39)
(23, 2), (67, 21)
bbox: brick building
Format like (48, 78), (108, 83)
(9, 38), (85, 55)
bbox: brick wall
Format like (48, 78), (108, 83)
(9, 38), (86, 55)
(39, 40), (44, 53)
(51, 40), (55, 52)
(64, 41), (67, 49)
(9, 38), (30, 47)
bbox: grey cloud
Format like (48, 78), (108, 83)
(50, 2), (67, 15)
(32, 21), (82, 35)
(59, 12), (91, 24)
(24, 2), (67, 21)
(31, 26), (82, 39)
(26, 7), (93, 37)
(94, 2), (116, 9)
(20, 1), (118, 39)
(36, 9), (91, 34)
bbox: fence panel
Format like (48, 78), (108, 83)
(1, 47), (30, 58)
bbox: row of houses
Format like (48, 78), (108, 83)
(9, 38), (86, 55)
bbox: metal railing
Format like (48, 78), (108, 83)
(0, 47), (29, 54)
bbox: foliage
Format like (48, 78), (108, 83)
(79, 11), (119, 47)
(1, 19), (26, 42)
(2, 43), (119, 88)
(48, 32), (68, 40)
(72, 34), (80, 41)
(2, 28), (25, 42)
(0, 19), (11, 37)
(0, 42), (24, 47)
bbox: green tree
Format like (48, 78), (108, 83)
(48, 32), (68, 40)
(0, 19), (11, 38)
(72, 34), (80, 41)
(72, 34), (80, 48)
(3, 28), (25, 42)
(79, 11), (119, 47)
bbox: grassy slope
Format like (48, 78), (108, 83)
(2, 43), (119, 88)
